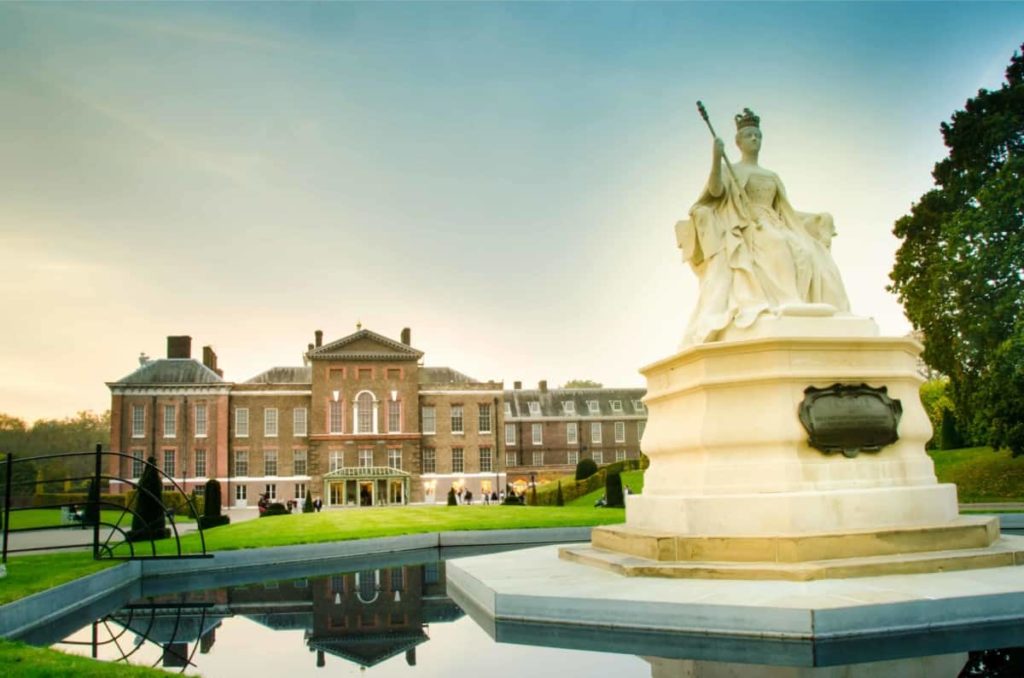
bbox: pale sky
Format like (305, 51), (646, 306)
(1, 2), (1022, 422)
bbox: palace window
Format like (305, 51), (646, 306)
(163, 449), (176, 478)
(587, 400), (600, 414)
(388, 400), (401, 433)
(566, 422), (578, 445)
(163, 405), (176, 438)
(357, 392), (374, 433)
(294, 408), (308, 437)
(452, 448), (464, 473)
(480, 447), (493, 472)
(505, 452), (518, 468)
(422, 406), (436, 434)
(195, 449), (206, 477)
(264, 408), (278, 437)
(293, 449), (307, 476)
(533, 451), (544, 466)
(633, 400), (645, 412)
(563, 401), (576, 415)
(295, 483), (307, 500)
(388, 448), (402, 470)
(528, 401), (541, 416)
(610, 400), (623, 413)
(265, 483), (277, 501)
(532, 423), (543, 445)
(591, 422), (603, 444)
(235, 450), (249, 476)
(616, 449), (626, 462)
(264, 449), (278, 476)
(195, 404), (207, 438)
(450, 405), (464, 434)
(478, 404), (492, 433)
(567, 450), (579, 465)
(592, 450), (603, 464)
(235, 408), (249, 437)
(505, 423), (515, 445)
(131, 405), (145, 438)
(235, 485), (247, 502)
(329, 401), (343, 434)
(329, 450), (343, 472)
(614, 421), (626, 443)
(422, 448), (436, 474)
(132, 450), (144, 478)
(359, 449), (373, 468)
(504, 401), (512, 417)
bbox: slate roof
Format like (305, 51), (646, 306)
(110, 359), (225, 386)
(504, 387), (646, 418)
(307, 329), (423, 362)
(308, 630), (427, 668)
(245, 366), (313, 384)
(418, 366), (478, 385)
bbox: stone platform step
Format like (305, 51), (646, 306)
(592, 515), (999, 564)
(560, 536), (1024, 581)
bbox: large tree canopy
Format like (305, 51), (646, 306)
(889, 45), (1024, 455)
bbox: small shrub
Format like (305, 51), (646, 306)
(605, 472), (625, 508)
(303, 493), (314, 513)
(575, 458), (598, 481)
(199, 514), (231, 529)
(261, 502), (289, 517)
(555, 481), (564, 506)
(204, 479), (222, 519)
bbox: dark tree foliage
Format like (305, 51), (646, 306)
(129, 456), (168, 541)
(605, 472), (625, 508)
(575, 458), (598, 481)
(940, 408), (965, 451)
(562, 379), (603, 388)
(0, 453), (37, 499)
(890, 45), (1024, 455)
(556, 481), (565, 507)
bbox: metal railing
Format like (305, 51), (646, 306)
(1, 444), (210, 563)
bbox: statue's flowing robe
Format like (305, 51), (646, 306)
(679, 165), (850, 346)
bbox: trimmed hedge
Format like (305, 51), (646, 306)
(261, 502), (290, 517)
(575, 458), (598, 480)
(529, 458), (644, 507)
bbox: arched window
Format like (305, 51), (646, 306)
(356, 569), (379, 603)
(357, 392), (375, 433)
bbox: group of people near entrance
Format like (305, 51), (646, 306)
(451, 487), (502, 505)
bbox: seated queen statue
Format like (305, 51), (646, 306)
(677, 108), (851, 346)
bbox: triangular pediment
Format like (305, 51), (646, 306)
(308, 329), (423, 362)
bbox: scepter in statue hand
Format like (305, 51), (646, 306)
(696, 101), (756, 226)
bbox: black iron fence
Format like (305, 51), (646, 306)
(1, 444), (210, 563)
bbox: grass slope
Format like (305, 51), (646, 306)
(930, 447), (1024, 502)
(567, 470), (645, 507)
(0, 639), (173, 677)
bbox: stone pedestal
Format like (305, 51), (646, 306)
(565, 315), (1024, 579)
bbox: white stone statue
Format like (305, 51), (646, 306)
(677, 108), (851, 345)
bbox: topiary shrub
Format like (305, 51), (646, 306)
(260, 502), (289, 517)
(605, 472), (625, 508)
(447, 487), (457, 506)
(303, 493), (314, 513)
(575, 458), (598, 481)
(199, 478), (230, 529)
(128, 457), (170, 542)
(82, 479), (100, 526)
(555, 481), (564, 507)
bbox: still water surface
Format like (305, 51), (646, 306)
(42, 548), (1024, 677)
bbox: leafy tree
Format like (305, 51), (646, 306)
(889, 45), (1024, 455)
(0, 452), (37, 499)
(562, 379), (603, 388)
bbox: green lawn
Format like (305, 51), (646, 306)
(0, 638), (174, 677)
(929, 446), (1024, 502)
(0, 552), (119, 605)
(5, 509), (192, 530)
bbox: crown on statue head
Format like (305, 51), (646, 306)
(734, 108), (760, 130)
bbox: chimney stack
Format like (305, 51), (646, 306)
(514, 381), (522, 390)
(401, 327), (411, 346)
(315, 330), (323, 348)
(202, 346), (222, 376)
(539, 380), (548, 393)
(167, 336), (192, 359)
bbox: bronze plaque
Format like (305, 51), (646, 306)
(798, 384), (902, 458)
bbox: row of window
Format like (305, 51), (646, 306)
(420, 403), (492, 435)
(325, 449), (404, 472)
(235, 407), (308, 438)
(325, 395), (404, 435)
(233, 483), (307, 502)
(421, 447), (493, 474)
(131, 448), (210, 478)
(506, 449), (628, 467)
(505, 421), (645, 446)
(506, 399), (644, 417)
(234, 449), (308, 476)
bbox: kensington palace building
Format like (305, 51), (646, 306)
(107, 328), (646, 508)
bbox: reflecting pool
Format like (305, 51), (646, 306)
(33, 547), (1024, 677)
